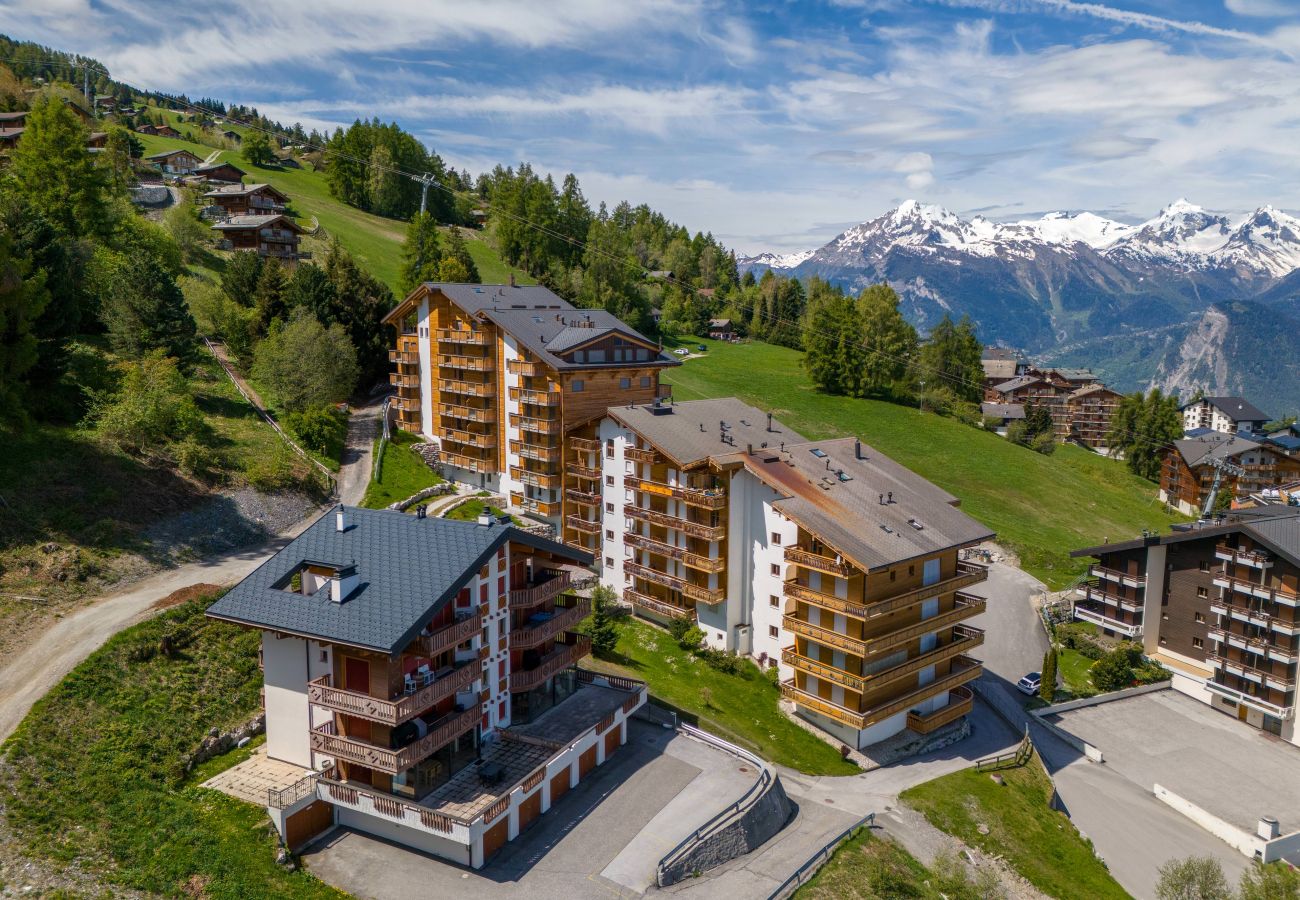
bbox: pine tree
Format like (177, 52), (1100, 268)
(917, 314), (984, 403)
(443, 227), (480, 283)
(98, 250), (197, 367)
(857, 283), (917, 398)
(9, 95), (106, 237)
(221, 251), (263, 305)
(253, 261), (290, 331)
(398, 212), (442, 293)
(0, 231), (50, 414)
(1040, 646), (1057, 703)
(587, 585), (619, 658)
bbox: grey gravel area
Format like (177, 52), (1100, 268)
(142, 487), (319, 564)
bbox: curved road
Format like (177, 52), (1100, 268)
(0, 395), (385, 742)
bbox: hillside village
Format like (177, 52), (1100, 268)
(1, 29), (1300, 900)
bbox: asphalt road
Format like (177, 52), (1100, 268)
(966, 557), (1051, 688)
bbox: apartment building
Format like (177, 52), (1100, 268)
(985, 367), (1121, 450)
(1181, 396), (1270, 435)
(205, 505), (646, 864)
(1065, 383), (1124, 450)
(591, 397), (994, 750)
(1160, 432), (1300, 517)
(381, 283), (676, 519)
(1072, 507), (1300, 745)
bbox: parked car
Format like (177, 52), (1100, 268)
(1016, 672), (1042, 696)
(696, 344), (707, 351)
(673, 347), (689, 356)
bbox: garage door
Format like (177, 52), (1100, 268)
(550, 768), (571, 804)
(517, 790), (542, 832)
(578, 745), (597, 778)
(604, 725), (620, 756)
(284, 800), (333, 851)
(482, 817), (509, 861)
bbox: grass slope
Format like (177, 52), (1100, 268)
(360, 430), (442, 509)
(0, 596), (346, 899)
(794, 827), (999, 900)
(136, 131), (532, 294)
(664, 338), (1183, 588)
(901, 755), (1129, 899)
(583, 617), (858, 775)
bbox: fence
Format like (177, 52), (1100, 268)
(201, 336), (337, 497)
(766, 813), (876, 900)
(975, 726), (1032, 772)
(372, 396), (392, 485)
(267, 771), (320, 809)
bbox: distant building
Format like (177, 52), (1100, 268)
(706, 318), (734, 340)
(986, 367), (1121, 451)
(204, 182), (289, 217)
(221, 129), (242, 144)
(193, 161), (247, 185)
(145, 148), (202, 175)
(980, 402), (1025, 436)
(980, 347), (1022, 385)
(1065, 384), (1124, 450)
(1160, 431), (1300, 516)
(212, 213), (306, 263)
(1182, 396), (1271, 436)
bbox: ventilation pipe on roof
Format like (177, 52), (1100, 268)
(747, 443), (753, 455)
(335, 505), (347, 532)
(330, 564), (358, 603)
(855, 439), (862, 460)
(767, 412), (773, 432)
(478, 511), (493, 527)
(887, 491), (894, 504)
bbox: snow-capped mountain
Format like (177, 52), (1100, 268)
(1014, 211), (1135, 248)
(739, 248), (815, 270)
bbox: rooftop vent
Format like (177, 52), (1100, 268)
(330, 563), (359, 603)
(810, 448), (827, 458)
(477, 511), (493, 527)
(335, 505), (348, 532)
(880, 524), (894, 534)
(908, 518), (924, 531)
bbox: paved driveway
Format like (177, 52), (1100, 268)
(965, 558), (1049, 690)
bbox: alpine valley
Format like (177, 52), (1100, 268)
(739, 200), (1300, 413)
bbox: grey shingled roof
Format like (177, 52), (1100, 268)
(195, 161), (246, 175)
(206, 506), (591, 654)
(1183, 396), (1271, 424)
(1174, 431), (1264, 468)
(725, 437), (993, 571)
(211, 213), (301, 232)
(430, 283), (569, 316)
(981, 402), (1025, 420)
(1072, 507), (1300, 566)
(990, 376), (1044, 394)
(479, 305), (675, 372)
(145, 148), (199, 160)
(544, 324), (615, 353)
(203, 182), (286, 199)
(608, 398), (804, 468)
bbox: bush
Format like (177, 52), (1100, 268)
(243, 445), (298, 492)
(172, 436), (222, 483)
(284, 403), (346, 458)
(667, 615), (695, 645)
(679, 624), (705, 652)
(93, 352), (203, 454)
(1056, 622), (1107, 659)
(1030, 430), (1057, 455)
(699, 647), (744, 675)
(1090, 642), (1144, 692)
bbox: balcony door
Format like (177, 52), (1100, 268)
(345, 657), (370, 694)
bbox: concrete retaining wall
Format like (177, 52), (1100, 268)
(1036, 681), (1169, 715)
(1154, 785), (1300, 864)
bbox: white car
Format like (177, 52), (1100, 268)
(673, 347), (689, 356)
(1016, 672), (1042, 696)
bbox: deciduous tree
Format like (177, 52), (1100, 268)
(9, 95), (107, 237)
(252, 308), (358, 412)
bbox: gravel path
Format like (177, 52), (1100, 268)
(337, 394), (386, 507)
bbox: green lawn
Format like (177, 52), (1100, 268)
(136, 131), (531, 295)
(664, 338), (1184, 588)
(901, 755), (1129, 899)
(360, 430), (442, 509)
(0, 596), (347, 899)
(794, 826), (1001, 900)
(583, 617), (859, 775)
(443, 498), (519, 524)
(1057, 647), (1097, 697)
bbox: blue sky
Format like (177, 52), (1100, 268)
(4, 0), (1300, 252)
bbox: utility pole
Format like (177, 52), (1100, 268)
(414, 172), (436, 215)
(919, 379), (926, 413)
(1200, 456), (1247, 520)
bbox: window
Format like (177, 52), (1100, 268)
(571, 379), (585, 392)
(606, 440), (614, 457)
(1198, 560), (1210, 572)
(1159, 636), (1168, 645)
(606, 475), (614, 486)
(768, 625), (779, 639)
(320, 649), (328, 663)
(770, 564), (781, 576)
(620, 377), (631, 389)
(640, 376), (651, 388)
(771, 532), (782, 545)
(1192, 637), (1204, 649)
(1195, 612), (1206, 623)
(605, 502), (614, 513)
(605, 557), (613, 567)
(909, 564), (915, 577)
(890, 570), (896, 582)
(769, 594), (780, 608)
(1197, 587), (1208, 598)
(606, 529), (614, 540)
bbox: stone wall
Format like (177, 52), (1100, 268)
(184, 713), (266, 772)
(656, 775), (794, 886)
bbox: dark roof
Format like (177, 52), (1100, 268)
(724, 437), (994, 571)
(1072, 507), (1300, 567)
(429, 283), (570, 316)
(981, 402), (1025, 420)
(478, 306), (673, 372)
(211, 213), (301, 232)
(990, 375), (1044, 394)
(1174, 431), (1264, 468)
(1046, 367), (1099, 382)
(982, 347), (1019, 361)
(203, 182), (287, 200)
(0, 111), (26, 122)
(608, 398), (803, 468)
(195, 161), (246, 175)
(206, 506), (590, 653)
(1265, 434), (1300, 453)
(1181, 396), (1270, 422)
(708, 318), (732, 328)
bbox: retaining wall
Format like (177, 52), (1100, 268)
(1154, 785), (1300, 864)
(1035, 681), (1169, 715)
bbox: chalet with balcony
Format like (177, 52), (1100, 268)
(1072, 507), (1300, 745)
(194, 161), (247, 185)
(212, 213), (306, 263)
(145, 148), (202, 174)
(205, 505), (645, 864)
(1160, 432), (1300, 517)
(986, 368), (1122, 451)
(594, 397), (994, 751)
(204, 182), (289, 217)
(379, 283), (676, 519)
(980, 346), (1023, 389)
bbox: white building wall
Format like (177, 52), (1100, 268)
(598, 417), (631, 598)
(262, 632), (312, 767)
(722, 469), (795, 666)
(417, 295), (433, 439)
(499, 333), (524, 503)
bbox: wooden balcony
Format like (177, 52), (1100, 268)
(1207, 652), (1296, 690)
(1214, 573), (1299, 608)
(509, 569), (573, 609)
(782, 625), (982, 694)
(784, 546), (857, 578)
(436, 328), (489, 345)
(507, 358), (542, 377)
(509, 636), (591, 693)
(1075, 582), (1142, 613)
(859, 593), (987, 655)
(309, 706), (479, 775)
(907, 686), (974, 734)
(624, 446), (657, 464)
(417, 610), (484, 658)
(440, 426), (495, 448)
(569, 437), (601, 453)
(438, 402), (495, 423)
(624, 505), (725, 541)
(1210, 599), (1299, 636)
(569, 462), (602, 479)
(784, 580), (867, 619)
(624, 532), (725, 573)
(623, 475), (727, 509)
(781, 655), (981, 730)
(1207, 626), (1297, 664)
(510, 414), (562, 435)
(862, 561), (989, 617)
(1089, 564), (1146, 589)
(565, 487), (601, 506)
(389, 349), (418, 365)
(626, 588), (694, 621)
(440, 450), (492, 473)
(510, 466), (562, 490)
(1216, 543), (1272, 569)
(782, 614), (868, 655)
(509, 386), (560, 406)
(439, 353), (493, 371)
(509, 440), (560, 463)
(511, 598), (591, 650)
(565, 515), (600, 535)
(439, 378), (492, 398)
(624, 561), (725, 605)
(510, 492), (560, 518)
(1074, 600), (1142, 637)
(389, 373), (419, 389)
(308, 661), (477, 727)
(781, 647), (866, 692)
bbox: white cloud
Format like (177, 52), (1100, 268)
(1224, 0), (1298, 17)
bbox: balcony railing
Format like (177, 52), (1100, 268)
(436, 328), (489, 345)
(1207, 626), (1297, 664)
(624, 476), (727, 509)
(389, 349), (418, 365)
(511, 598), (591, 650)
(784, 580), (867, 619)
(1074, 601), (1142, 637)
(861, 561), (989, 618)
(417, 610), (484, 658)
(624, 561), (725, 605)
(308, 661), (477, 727)
(565, 515), (600, 535)
(784, 546), (857, 578)
(509, 636), (591, 693)
(1214, 573), (1299, 608)
(389, 373), (419, 388)
(440, 450), (492, 472)
(907, 686), (974, 734)
(509, 568), (573, 609)
(439, 403), (494, 423)
(309, 706), (479, 774)
(858, 593), (986, 655)
(439, 379), (492, 397)
(509, 386), (561, 406)
(569, 462), (602, 479)
(509, 492), (560, 518)
(624, 532), (725, 573)
(507, 358), (541, 376)
(510, 414), (562, 435)
(1075, 581), (1142, 613)
(626, 588), (694, 620)
(1216, 544), (1272, 569)
(440, 426), (495, 448)
(1207, 652), (1296, 690)
(782, 614), (867, 655)
(1089, 564), (1146, 589)
(624, 505), (725, 541)
(624, 446), (657, 464)
(569, 437), (601, 453)
(510, 466), (562, 489)
(782, 656), (981, 730)
(1205, 679), (1295, 720)
(565, 487), (600, 506)
(439, 354), (493, 372)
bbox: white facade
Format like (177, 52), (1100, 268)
(261, 632), (333, 768)
(597, 418), (634, 600)
(1182, 400), (1266, 435)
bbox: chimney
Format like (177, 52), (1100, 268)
(416, 504), (427, 519)
(335, 505), (347, 532)
(767, 412), (773, 432)
(887, 491), (894, 504)
(879, 493), (885, 505)
(747, 443), (753, 455)
(330, 564), (359, 603)
(1259, 816), (1281, 840)
(477, 511), (493, 527)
